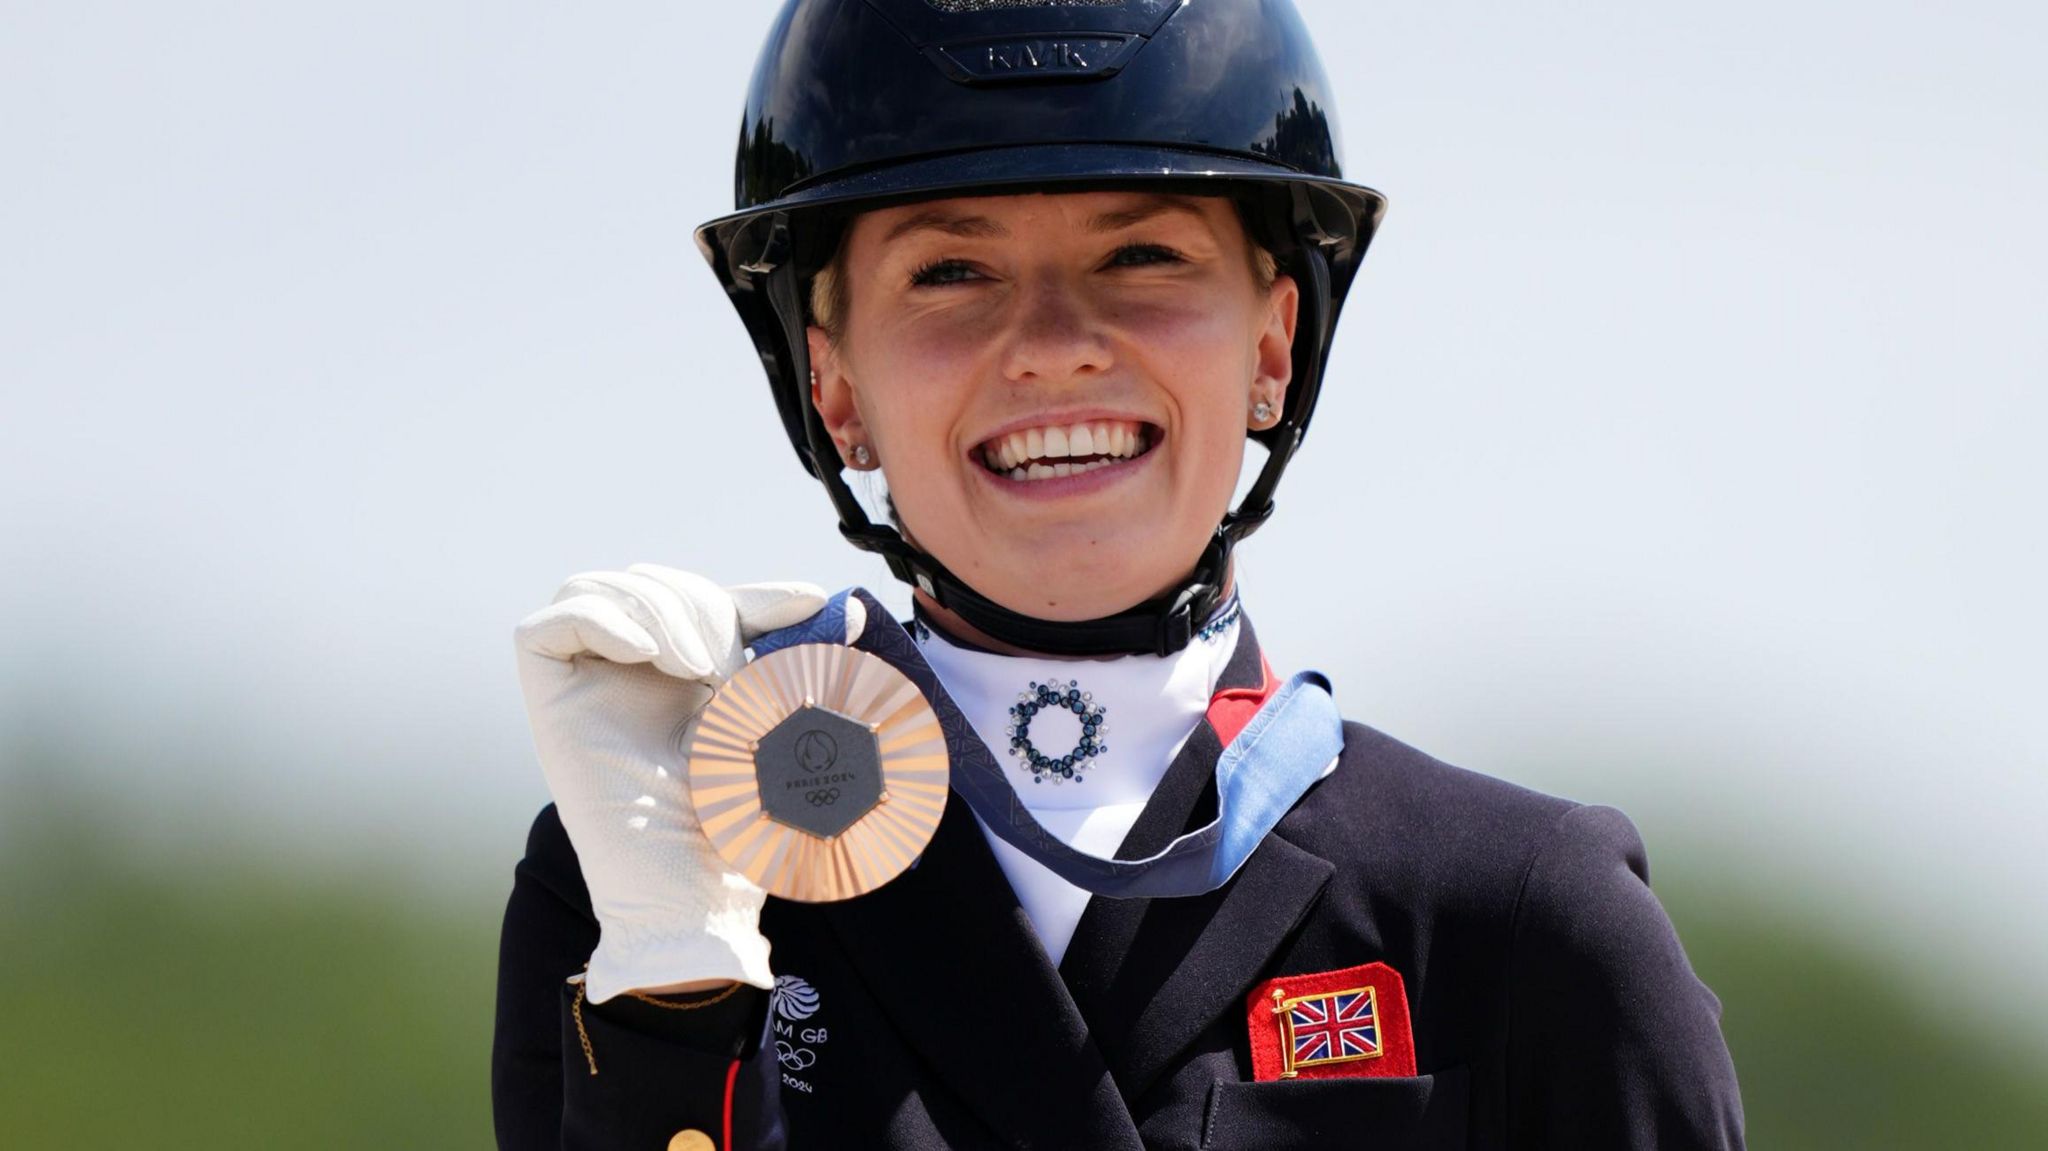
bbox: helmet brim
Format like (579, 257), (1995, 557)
(695, 142), (1385, 267)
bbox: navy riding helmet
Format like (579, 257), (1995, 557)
(695, 0), (1386, 657)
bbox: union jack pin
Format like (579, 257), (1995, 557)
(1245, 961), (1416, 1081)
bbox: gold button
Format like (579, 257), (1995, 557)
(667, 1130), (715, 1151)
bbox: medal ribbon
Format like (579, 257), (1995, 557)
(751, 589), (1345, 899)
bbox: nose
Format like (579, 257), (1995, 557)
(998, 272), (1113, 384)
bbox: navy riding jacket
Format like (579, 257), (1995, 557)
(493, 620), (1745, 1149)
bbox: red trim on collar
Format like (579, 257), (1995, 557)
(1205, 657), (1279, 747)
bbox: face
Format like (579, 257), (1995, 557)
(808, 191), (1297, 625)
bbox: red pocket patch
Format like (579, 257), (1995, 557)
(1246, 961), (1416, 1081)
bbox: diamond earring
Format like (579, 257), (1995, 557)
(1251, 399), (1275, 425)
(852, 444), (872, 467)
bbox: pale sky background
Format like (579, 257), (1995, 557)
(3, 2), (2044, 1043)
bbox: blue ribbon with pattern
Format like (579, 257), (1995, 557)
(750, 589), (1344, 899)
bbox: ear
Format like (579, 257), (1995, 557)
(1252, 273), (1300, 416)
(807, 325), (869, 468)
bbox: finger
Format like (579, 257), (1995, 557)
(514, 595), (660, 664)
(569, 569), (738, 682)
(624, 568), (743, 681)
(626, 565), (769, 677)
(725, 580), (831, 639)
(625, 564), (790, 641)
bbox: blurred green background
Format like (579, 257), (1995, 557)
(4, 0), (2044, 1147)
(6, 764), (2045, 1149)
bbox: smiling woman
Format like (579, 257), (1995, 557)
(492, 1), (1745, 1149)
(808, 192), (1297, 624)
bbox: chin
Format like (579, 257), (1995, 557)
(970, 541), (1194, 622)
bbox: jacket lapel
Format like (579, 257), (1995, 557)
(823, 788), (1146, 1150)
(1059, 619), (1338, 1099)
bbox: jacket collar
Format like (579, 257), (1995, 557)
(822, 788), (1145, 1148)
(1058, 615), (1337, 1098)
(819, 613), (1334, 1140)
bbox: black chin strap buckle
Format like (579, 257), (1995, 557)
(1155, 588), (1201, 657)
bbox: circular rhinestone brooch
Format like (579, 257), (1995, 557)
(1007, 679), (1110, 785)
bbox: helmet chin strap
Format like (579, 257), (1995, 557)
(757, 212), (1335, 659)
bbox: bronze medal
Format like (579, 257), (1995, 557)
(688, 643), (948, 902)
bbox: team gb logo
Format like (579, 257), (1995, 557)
(772, 974), (820, 1021)
(771, 974), (828, 1092)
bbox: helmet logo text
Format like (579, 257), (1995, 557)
(988, 40), (1090, 71)
(931, 34), (1137, 84)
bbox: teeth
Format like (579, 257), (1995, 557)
(983, 418), (1153, 480)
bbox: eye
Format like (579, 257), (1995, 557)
(909, 258), (982, 287)
(1104, 243), (1185, 269)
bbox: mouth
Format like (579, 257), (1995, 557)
(976, 418), (1157, 482)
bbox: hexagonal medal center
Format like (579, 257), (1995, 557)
(755, 705), (883, 838)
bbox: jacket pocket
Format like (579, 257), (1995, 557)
(1200, 1065), (1469, 1151)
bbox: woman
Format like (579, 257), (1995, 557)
(493, 2), (1745, 1148)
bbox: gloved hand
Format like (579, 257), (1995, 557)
(513, 564), (866, 1002)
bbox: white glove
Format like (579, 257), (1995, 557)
(513, 564), (866, 1002)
